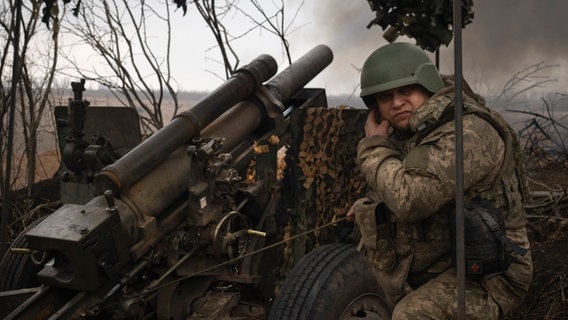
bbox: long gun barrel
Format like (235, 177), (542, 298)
(95, 54), (278, 195)
(96, 45), (333, 197)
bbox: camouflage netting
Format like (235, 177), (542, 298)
(276, 106), (368, 281)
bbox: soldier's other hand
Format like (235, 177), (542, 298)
(346, 204), (356, 223)
(333, 213), (354, 242)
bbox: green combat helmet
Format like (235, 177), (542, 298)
(360, 42), (443, 107)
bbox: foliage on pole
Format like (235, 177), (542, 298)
(365, 0), (474, 52)
(40, 0), (82, 28)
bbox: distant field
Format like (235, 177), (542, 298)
(10, 88), (565, 189)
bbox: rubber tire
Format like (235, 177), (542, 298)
(268, 243), (391, 320)
(0, 216), (46, 290)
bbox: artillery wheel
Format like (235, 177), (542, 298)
(0, 216), (46, 290)
(268, 243), (391, 320)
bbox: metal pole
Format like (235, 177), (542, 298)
(1, 0), (23, 255)
(453, 0), (466, 319)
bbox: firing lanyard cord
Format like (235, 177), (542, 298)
(124, 216), (348, 300)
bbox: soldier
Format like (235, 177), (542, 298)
(347, 42), (533, 319)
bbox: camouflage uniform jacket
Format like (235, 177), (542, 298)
(356, 78), (533, 314)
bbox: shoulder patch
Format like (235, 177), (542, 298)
(409, 95), (453, 134)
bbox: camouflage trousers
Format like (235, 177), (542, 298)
(392, 268), (500, 319)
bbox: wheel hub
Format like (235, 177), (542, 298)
(339, 293), (391, 320)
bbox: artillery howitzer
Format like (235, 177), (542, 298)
(0, 44), (391, 320)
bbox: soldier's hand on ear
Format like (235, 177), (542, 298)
(365, 110), (390, 137)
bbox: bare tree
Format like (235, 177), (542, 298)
(56, 0), (303, 137)
(490, 63), (558, 110)
(0, 0), (60, 194)
(18, 0), (60, 193)
(0, 1), (16, 196)
(237, 0), (306, 65)
(469, 62), (566, 174)
(190, 0), (239, 79)
(173, 0), (303, 79)
(512, 95), (568, 171)
(61, 0), (180, 133)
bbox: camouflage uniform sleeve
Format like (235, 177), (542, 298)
(357, 114), (505, 222)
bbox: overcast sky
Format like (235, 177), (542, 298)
(68, 1), (567, 102)
(293, 0), (568, 96)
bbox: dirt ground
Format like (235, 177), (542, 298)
(2, 167), (568, 319)
(505, 168), (568, 319)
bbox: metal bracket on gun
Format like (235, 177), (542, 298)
(256, 85), (286, 111)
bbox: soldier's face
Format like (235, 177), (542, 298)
(373, 84), (429, 130)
